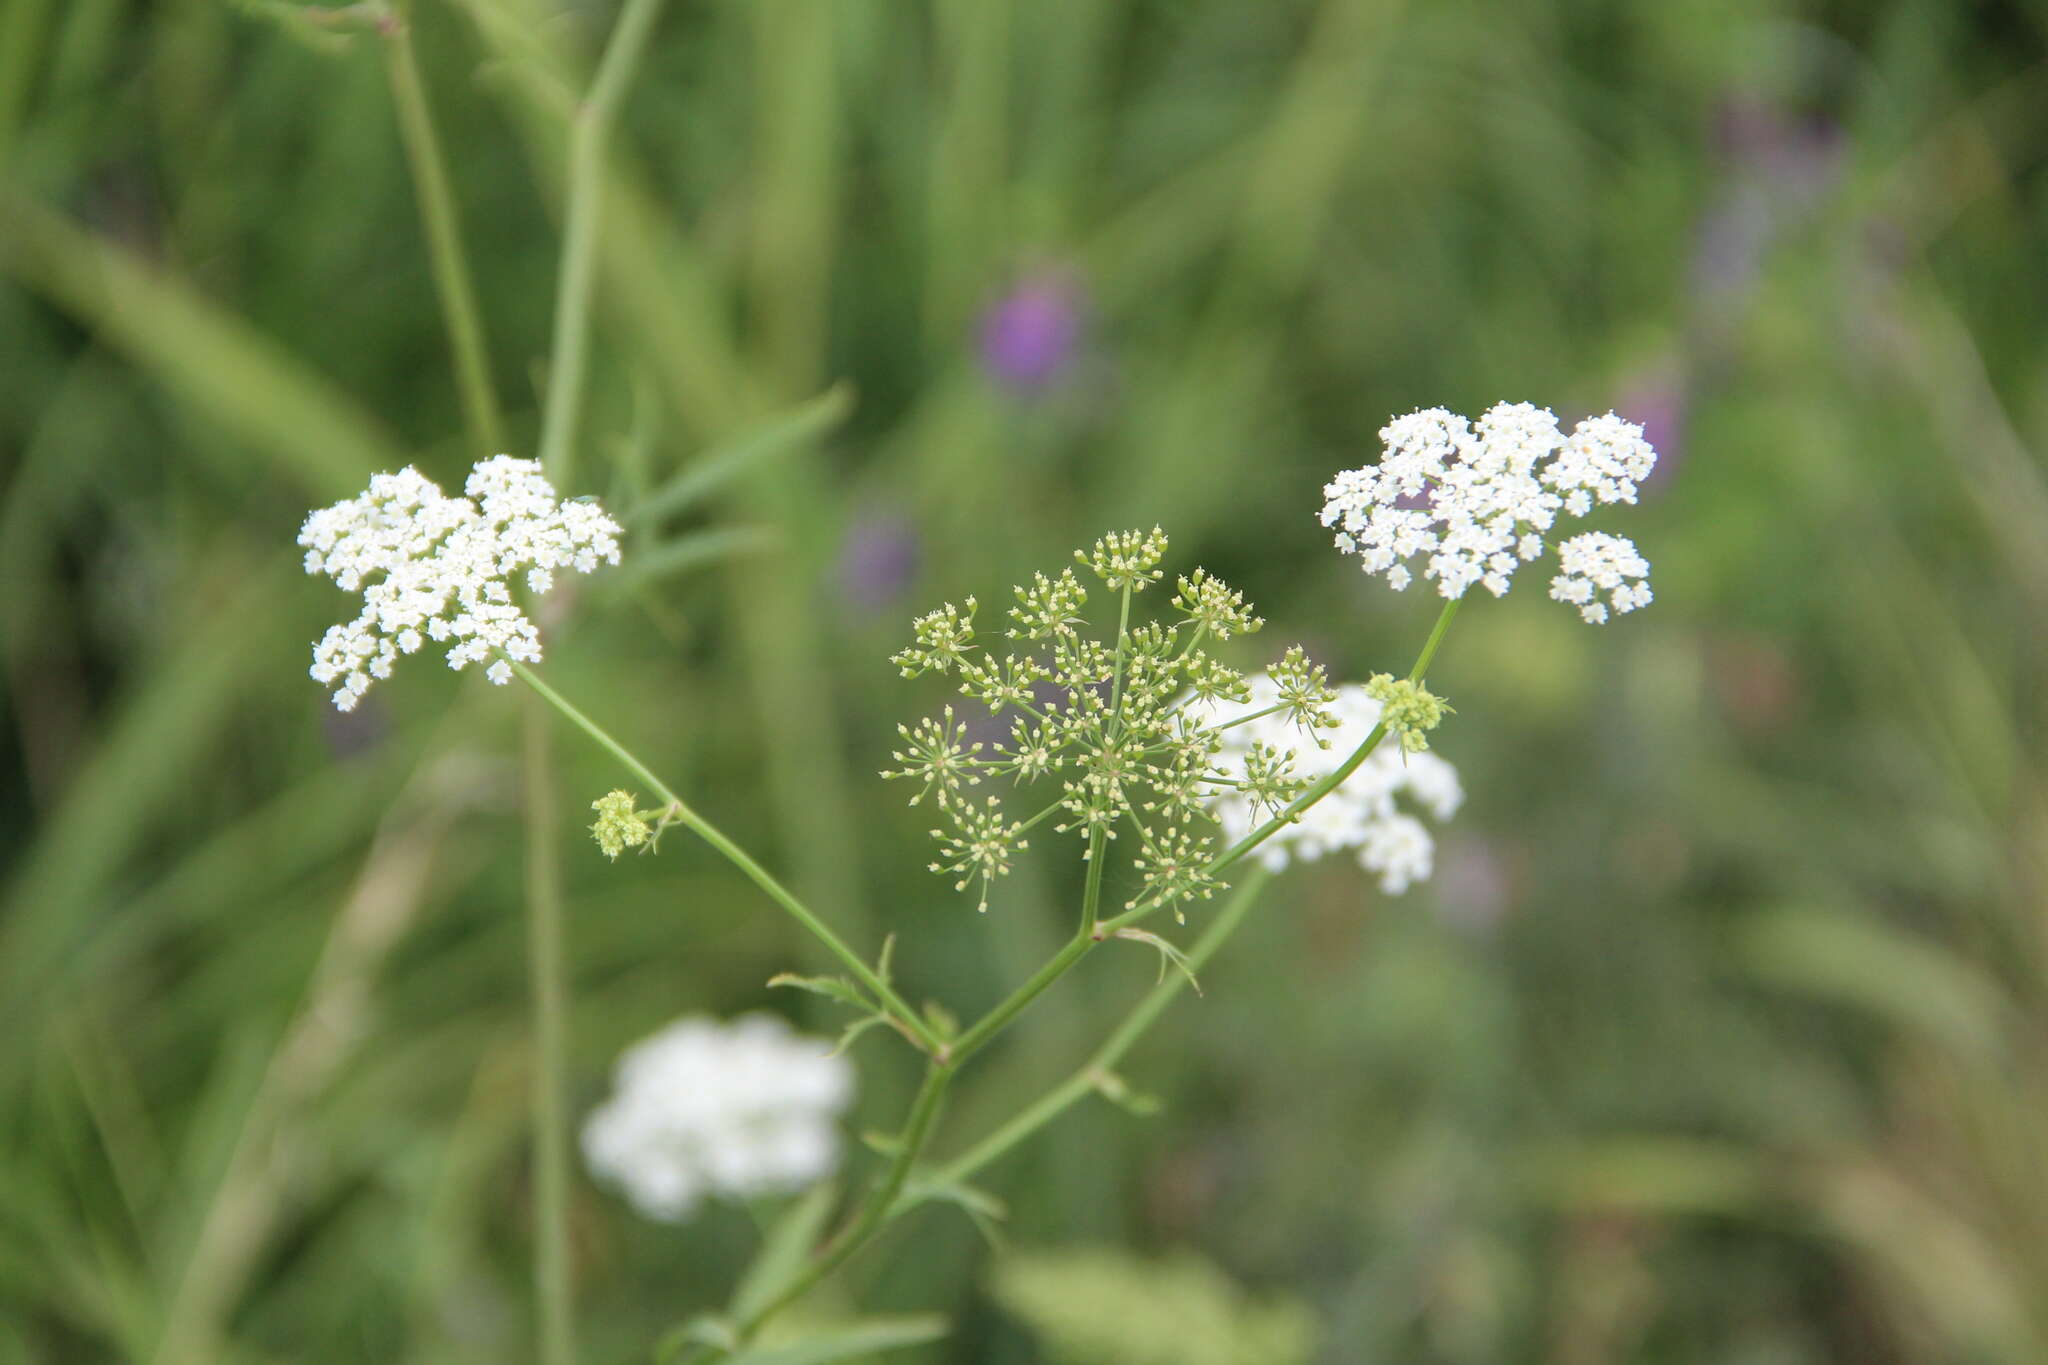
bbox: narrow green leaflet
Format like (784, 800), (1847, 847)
(765, 973), (875, 1014)
(629, 383), (855, 528)
(1089, 1069), (1163, 1118)
(722, 1315), (949, 1365)
(728, 1184), (839, 1325)
(615, 525), (780, 588)
(896, 1176), (1009, 1249)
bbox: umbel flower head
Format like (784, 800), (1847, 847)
(1184, 672), (1463, 895)
(298, 456), (621, 710)
(581, 1013), (853, 1223)
(1320, 403), (1657, 621)
(887, 529), (1385, 919)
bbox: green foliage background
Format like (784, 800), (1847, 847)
(3, 0), (2045, 1361)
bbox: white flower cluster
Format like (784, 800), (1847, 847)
(582, 1014), (854, 1223)
(1320, 403), (1656, 620)
(1550, 531), (1653, 624)
(1185, 673), (1463, 894)
(299, 456), (621, 710)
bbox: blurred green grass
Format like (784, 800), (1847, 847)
(3, 1), (2046, 1362)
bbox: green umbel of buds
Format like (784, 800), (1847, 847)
(1364, 674), (1452, 753)
(885, 527), (1345, 919)
(590, 790), (654, 860)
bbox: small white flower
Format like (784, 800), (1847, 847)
(1549, 531), (1653, 625)
(299, 457), (621, 710)
(1321, 403), (1657, 620)
(1184, 673), (1463, 894)
(582, 1013), (854, 1223)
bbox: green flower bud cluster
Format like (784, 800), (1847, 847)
(890, 598), (978, 677)
(1078, 526), (1169, 593)
(1363, 673), (1452, 753)
(884, 529), (1344, 919)
(590, 790), (655, 860)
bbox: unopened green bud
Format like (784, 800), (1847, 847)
(1364, 674), (1452, 753)
(590, 790), (653, 860)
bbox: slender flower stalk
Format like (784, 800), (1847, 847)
(380, 3), (503, 457)
(535, 0), (670, 486)
(522, 704), (575, 1365)
(933, 865), (1273, 1188)
(507, 660), (942, 1054)
(735, 1061), (955, 1339)
(522, 4), (666, 1360)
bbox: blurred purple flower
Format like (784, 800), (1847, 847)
(1715, 97), (1846, 202)
(836, 512), (919, 614)
(1691, 97), (1847, 306)
(978, 271), (1085, 392)
(1614, 363), (1690, 497)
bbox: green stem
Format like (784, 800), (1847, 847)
(1010, 798), (1067, 837)
(1406, 595), (1461, 684)
(507, 660), (942, 1054)
(738, 1062), (954, 1340)
(0, 0), (51, 180)
(522, 702), (575, 1365)
(535, 0), (669, 485)
(947, 928), (1091, 1068)
(381, 5), (504, 457)
(933, 866), (1271, 1187)
(1208, 700), (1289, 733)
(1105, 583), (1134, 721)
(1078, 824), (1106, 935)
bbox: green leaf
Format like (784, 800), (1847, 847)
(226, 0), (367, 53)
(722, 1315), (949, 1365)
(898, 1176), (1009, 1249)
(655, 1314), (740, 1364)
(0, 197), (402, 499)
(728, 1184), (838, 1325)
(616, 525), (781, 588)
(1734, 905), (2007, 1060)
(1518, 1138), (1766, 1217)
(765, 973), (874, 1014)
(629, 384), (855, 528)
(828, 1014), (890, 1058)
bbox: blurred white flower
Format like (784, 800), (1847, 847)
(1185, 673), (1463, 894)
(299, 456), (621, 710)
(1320, 403), (1655, 619)
(581, 1013), (854, 1223)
